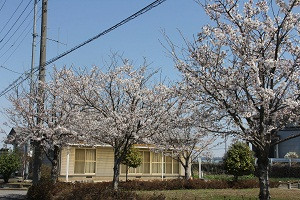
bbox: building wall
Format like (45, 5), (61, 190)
(277, 127), (300, 158)
(59, 146), (185, 182)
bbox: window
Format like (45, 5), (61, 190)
(152, 152), (180, 174)
(152, 152), (162, 173)
(121, 151), (150, 174)
(121, 150), (180, 175)
(74, 149), (96, 174)
(166, 154), (179, 174)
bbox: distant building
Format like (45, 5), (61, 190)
(271, 126), (300, 158)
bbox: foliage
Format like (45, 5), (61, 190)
(121, 146), (142, 181)
(153, 95), (218, 180)
(27, 181), (166, 200)
(40, 164), (52, 181)
(284, 152), (299, 159)
(27, 179), (280, 199)
(58, 62), (175, 189)
(269, 163), (300, 178)
(223, 142), (255, 181)
(0, 150), (21, 183)
(121, 147), (142, 169)
(174, 0), (300, 198)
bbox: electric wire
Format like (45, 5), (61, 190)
(0, 65), (22, 74)
(0, 15), (34, 59)
(0, 0), (167, 97)
(0, 6), (34, 52)
(0, 0), (6, 13)
(0, 0), (31, 43)
(0, 0), (24, 35)
(2, 19), (35, 66)
(0, 9), (42, 71)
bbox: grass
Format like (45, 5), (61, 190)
(138, 188), (300, 200)
(200, 174), (300, 183)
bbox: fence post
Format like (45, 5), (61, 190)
(288, 182), (291, 189)
(298, 182), (300, 189)
(198, 157), (202, 179)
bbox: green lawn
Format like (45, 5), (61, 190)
(201, 174), (300, 183)
(138, 188), (300, 200)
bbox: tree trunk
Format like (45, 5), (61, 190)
(51, 145), (60, 183)
(112, 153), (121, 190)
(257, 154), (270, 200)
(3, 175), (10, 183)
(184, 164), (191, 180)
(32, 141), (42, 185)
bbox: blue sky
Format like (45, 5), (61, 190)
(0, 0), (227, 156)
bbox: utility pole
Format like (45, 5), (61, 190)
(25, 0), (38, 181)
(33, 0), (48, 185)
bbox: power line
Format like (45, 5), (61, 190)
(2, 19), (35, 66)
(0, 10), (42, 73)
(0, 65), (22, 74)
(0, 15), (34, 59)
(0, 0), (24, 35)
(0, 6), (33, 51)
(0, 0), (31, 43)
(0, 0), (6, 13)
(0, 0), (167, 97)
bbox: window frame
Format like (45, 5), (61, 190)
(74, 148), (96, 175)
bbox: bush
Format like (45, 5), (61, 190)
(27, 179), (280, 200)
(27, 180), (55, 200)
(27, 181), (166, 200)
(0, 150), (21, 183)
(223, 142), (255, 181)
(40, 164), (52, 181)
(269, 163), (300, 178)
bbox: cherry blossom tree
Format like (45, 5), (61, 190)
(153, 95), (219, 180)
(61, 62), (175, 190)
(175, 0), (300, 199)
(5, 70), (81, 183)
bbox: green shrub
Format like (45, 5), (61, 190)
(40, 164), (52, 181)
(27, 181), (166, 200)
(269, 163), (300, 178)
(0, 150), (21, 183)
(26, 179), (280, 200)
(223, 142), (255, 181)
(27, 180), (54, 200)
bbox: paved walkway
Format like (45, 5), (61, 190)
(0, 190), (27, 200)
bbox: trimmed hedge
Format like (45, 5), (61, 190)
(27, 179), (280, 200)
(269, 163), (300, 178)
(27, 180), (165, 200)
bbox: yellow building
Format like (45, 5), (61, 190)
(59, 145), (186, 182)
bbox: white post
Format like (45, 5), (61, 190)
(66, 146), (70, 182)
(198, 157), (202, 179)
(161, 152), (164, 180)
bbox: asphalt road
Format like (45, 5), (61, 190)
(0, 190), (27, 200)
